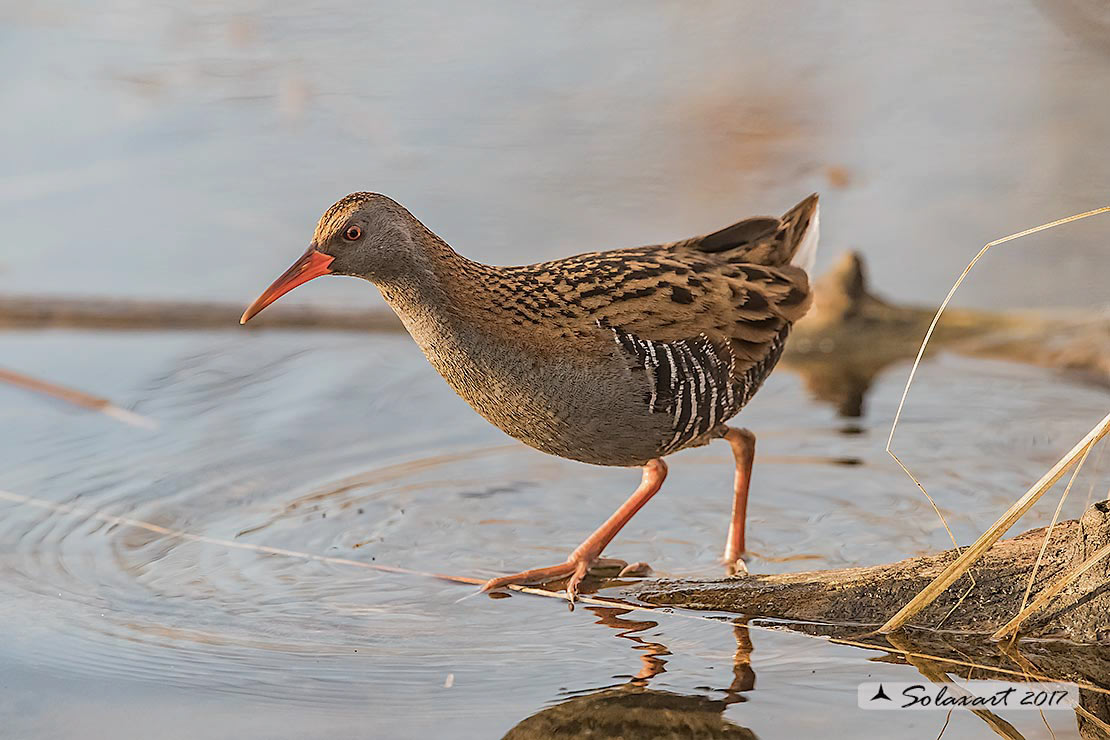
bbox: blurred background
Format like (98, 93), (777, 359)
(2, 2), (1109, 739)
(5, 0), (1110, 308)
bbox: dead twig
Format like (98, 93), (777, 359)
(1005, 441), (1094, 643)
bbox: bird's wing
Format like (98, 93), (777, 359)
(592, 254), (811, 365)
(670, 193), (820, 270)
(593, 192), (819, 381)
(491, 196), (818, 449)
(590, 254), (808, 451)
(482, 197), (818, 449)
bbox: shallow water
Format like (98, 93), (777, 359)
(1, 330), (1107, 738)
(3, 1), (1110, 738)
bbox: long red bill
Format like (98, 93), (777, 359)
(240, 248), (335, 324)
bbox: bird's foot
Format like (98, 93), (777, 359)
(722, 552), (750, 577)
(481, 555), (650, 602)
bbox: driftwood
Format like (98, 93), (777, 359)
(495, 502), (1110, 737)
(498, 591), (1110, 739)
(632, 501), (1110, 642)
(620, 502), (1110, 737)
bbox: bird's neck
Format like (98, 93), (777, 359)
(370, 232), (601, 450)
(374, 233), (506, 367)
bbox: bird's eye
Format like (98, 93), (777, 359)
(344, 225), (362, 241)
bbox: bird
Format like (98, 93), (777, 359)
(241, 192), (819, 601)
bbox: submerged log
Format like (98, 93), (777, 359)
(631, 501), (1110, 642)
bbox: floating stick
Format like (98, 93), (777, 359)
(0, 367), (156, 429)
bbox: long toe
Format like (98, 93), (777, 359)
(480, 561), (578, 594)
(565, 558), (592, 602)
(481, 551), (621, 601)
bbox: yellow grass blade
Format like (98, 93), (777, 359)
(878, 410), (1110, 634)
(886, 205), (1110, 465)
(1075, 704), (1110, 736)
(1004, 441), (1093, 644)
(880, 205), (1110, 634)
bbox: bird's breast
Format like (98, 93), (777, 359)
(401, 315), (672, 466)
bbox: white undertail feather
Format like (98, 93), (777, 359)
(791, 204), (820, 274)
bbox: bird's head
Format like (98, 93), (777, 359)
(240, 192), (422, 324)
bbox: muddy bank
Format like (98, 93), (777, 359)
(0, 295), (403, 332)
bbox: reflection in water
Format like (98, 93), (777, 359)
(788, 625), (1110, 739)
(887, 632), (1028, 740)
(783, 251), (956, 420)
(504, 608), (757, 739)
(895, 634), (1110, 740)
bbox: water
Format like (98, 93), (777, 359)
(3, 1), (1110, 738)
(1, 331), (1106, 738)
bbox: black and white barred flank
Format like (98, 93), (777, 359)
(603, 320), (782, 454)
(733, 324), (790, 410)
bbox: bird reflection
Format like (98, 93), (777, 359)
(502, 607), (757, 739)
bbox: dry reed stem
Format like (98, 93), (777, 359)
(886, 206), (1110, 550)
(880, 205), (1110, 635)
(1005, 441), (1093, 644)
(1075, 705), (1110, 736)
(0, 367), (156, 429)
(999, 634), (1061, 737)
(934, 712), (953, 740)
(878, 411), (1110, 633)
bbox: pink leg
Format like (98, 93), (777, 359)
(722, 427), (756, 570)
(482, 458), (668, 601)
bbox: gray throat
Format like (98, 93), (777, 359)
(373, 255), (528, 415)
